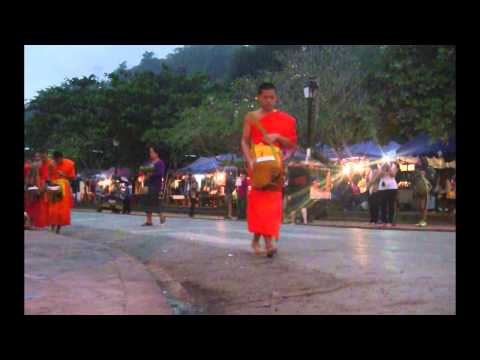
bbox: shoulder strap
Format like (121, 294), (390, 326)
(248, 111), (274, 145)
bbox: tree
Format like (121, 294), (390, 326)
(25, 67), (214, 172)
(229, 45), (304, 80)
(255, 45), (379, 151)
(368, 45), (456, 142)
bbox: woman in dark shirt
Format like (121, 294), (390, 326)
(142, 146), (166, 226)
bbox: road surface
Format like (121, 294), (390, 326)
(25, 210), (456, 315)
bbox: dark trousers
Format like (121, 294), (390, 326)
(237, 196), (246, 219)
(189, 196), (196, 217)
(123, 195), (131, 214)
(368, 192), (380, 223)
(380, 189), (398, 224)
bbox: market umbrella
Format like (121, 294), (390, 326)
(343, 141), (401, 159)
(397, 134), (456, 160)
(178, 157), (220, 174)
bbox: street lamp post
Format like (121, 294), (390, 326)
(113, 139), (119, 178)
(304, 79), (319, 161)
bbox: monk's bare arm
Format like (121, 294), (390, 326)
(241, 115), (254, 171)
(274, 135), (296, 149)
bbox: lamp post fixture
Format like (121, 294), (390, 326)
(113, 139), (119, 177)
(304, 79), (319, 161)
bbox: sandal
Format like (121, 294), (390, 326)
(265, 240), (278, 258)
(266, 247), (278, 258)
(142, 223), (153, 227)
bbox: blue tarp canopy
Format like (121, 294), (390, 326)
(343, 141), (401, 159)
(178, 153), (243, 174)
(179, 157), (220, 174)
(214, 153), (243, 163)
(315, 144), (345, 160)
(315, 141), (401, 160)
(396, 134), (456, 159)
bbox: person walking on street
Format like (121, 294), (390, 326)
(188, 174), (198, 218)
(225, 171), (235, 220)
(413, 167), (432, 227)
(378, 161), (398, 228)
(240, 82), (297, 257)
(48, 151), (76, 234)
(141, 146), (166, 226)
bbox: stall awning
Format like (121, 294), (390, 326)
(315, 141), (401, 161)
(396, 134), (456, 160)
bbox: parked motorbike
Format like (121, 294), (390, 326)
(96, 176), (130, 214)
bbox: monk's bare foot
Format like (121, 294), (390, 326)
(265, 238), (277, 258)
(251, 239), (262, 256)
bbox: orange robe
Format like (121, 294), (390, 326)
(27, 160), (52, 228)
(247, 111), (297, 238)
(24, 163), (31, 211)
(49, 159), (76, 226)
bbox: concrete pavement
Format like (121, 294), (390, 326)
(45, 211), (456, 315)
(25, 230), (173, 315)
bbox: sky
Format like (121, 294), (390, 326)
(24, 45), (182, 101)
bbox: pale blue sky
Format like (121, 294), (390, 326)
(24, 45), (182, 101)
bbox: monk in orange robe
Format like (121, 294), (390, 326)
(48, 151), (76, 234)
(241, 83), (297, 257)
(24, 159), (33, 229)
(25, 152), (51, 229)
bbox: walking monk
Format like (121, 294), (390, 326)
(241, 83), (297, 257)
(25, 152), (51, 229)
(49, 151), (76, 234)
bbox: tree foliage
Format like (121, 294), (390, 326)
(25, 45), (456, 171)
(368, 45), (456, 142)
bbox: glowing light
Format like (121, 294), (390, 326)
(353, 163), (363, 173)
(214, 171), (226, 185)
(408, 164), (415, 172)
(342, 166), (351, 176)
(382, 156), (391, 164)
(194, 174), (205, 185)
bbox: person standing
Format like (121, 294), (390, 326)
(366, 164), (381, 225)
(141, 146), (166, 226)
(48, 151), (76, 234)
(435, 173), (451, 213)
(236, 171), (248, 220)
(413, 167), (432, 227)
(187, 174), (198, 218)
(241, 83), (297, 257)
(224, 171), (235, 220)
(377, 162), (398, 228)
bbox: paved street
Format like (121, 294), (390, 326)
(25, 210), (456, 315)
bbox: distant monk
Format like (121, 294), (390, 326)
(48, 151), (76, 234)
(241, 83), (297, 257)
(25, 152), (51, 229)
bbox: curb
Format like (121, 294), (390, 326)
(72, 209), (455, 233)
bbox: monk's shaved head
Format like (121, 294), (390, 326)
(257, 82), (276, 95)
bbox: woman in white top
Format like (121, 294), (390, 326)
(377, 162), (398, 227)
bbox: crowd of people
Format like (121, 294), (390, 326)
(333, 159), (456, 228)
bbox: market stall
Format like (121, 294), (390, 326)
(170, 154), (242, 210)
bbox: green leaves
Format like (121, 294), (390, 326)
(369, 45), (455, 141)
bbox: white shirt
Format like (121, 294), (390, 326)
(378, 164), (398, 191)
